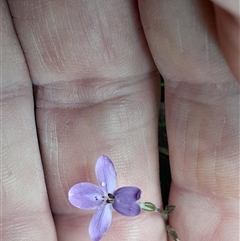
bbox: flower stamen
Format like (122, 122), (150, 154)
(106, 193), (115, 203)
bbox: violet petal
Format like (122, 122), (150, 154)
(89, 204), (112, 241)
(68, 182), (105, 210)
(113, 186), (141, 216)
(95, 155), (116, 193)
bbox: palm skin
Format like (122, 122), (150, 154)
(2, 0), (239, 241)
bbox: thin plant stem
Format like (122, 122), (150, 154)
(139, 202), (180, 241)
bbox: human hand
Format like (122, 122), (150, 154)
(3, 0), (239, 241)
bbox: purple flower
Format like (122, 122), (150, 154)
(68, 155), (141, 241)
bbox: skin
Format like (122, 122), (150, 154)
(2, 0), (239, 240)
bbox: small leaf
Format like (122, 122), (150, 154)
(165, 205), (175, 214)
(167, 225), (180, 241)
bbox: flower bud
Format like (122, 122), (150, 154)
(139, 202), (157, 212)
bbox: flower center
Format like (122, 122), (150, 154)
(94, 193), (115, 204)
(106, 193), (115, 204)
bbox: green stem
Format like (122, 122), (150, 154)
(139, 203), (180, 241)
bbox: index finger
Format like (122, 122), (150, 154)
(7, 1), (164, 241)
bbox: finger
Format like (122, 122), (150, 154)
(139, 0), (239, 240)
(2, 0), (57, 240)
(211, 0), (240, 18)
(213, 2), (240, 83)
(8, 1), (164, 240)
